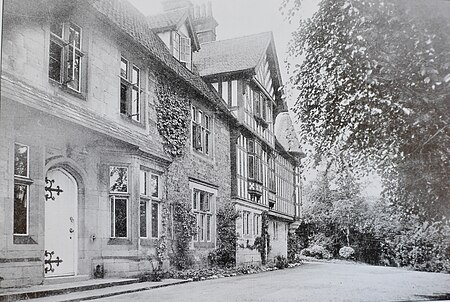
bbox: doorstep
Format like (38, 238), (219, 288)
(0, 278), (139, 301)
(28, 279), (190, 302)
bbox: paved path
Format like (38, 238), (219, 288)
(97, 261), (450, 302)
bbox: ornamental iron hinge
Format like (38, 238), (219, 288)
(44, 250), (63, 274)
(45, 177), (63, 201)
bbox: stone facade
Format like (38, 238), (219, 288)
(0, 0), (231, 288)
(0, 0), (302, 289)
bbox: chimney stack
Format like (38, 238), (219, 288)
(161, 0), (193, 11)
(192, 1), (218, 44)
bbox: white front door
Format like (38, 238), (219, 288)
(44, 169), (78, 277)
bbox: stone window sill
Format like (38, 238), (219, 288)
(13, 235), (37, 245)
(107, 238), (132, 245)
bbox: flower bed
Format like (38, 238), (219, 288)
(163, 261), (303, 282)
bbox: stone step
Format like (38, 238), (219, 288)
(0, 278), (139, 301)
(44, 275), (91, 286)
(27, 279), (190, 302)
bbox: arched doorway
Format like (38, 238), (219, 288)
(44, 168), (78, 277)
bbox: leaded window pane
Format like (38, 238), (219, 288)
(140, 200), (147, 238)
(110, 167), (128, 193)
(68, 24), (81, 49)
(140, 170), (146, 195)
(14, 144), (28, 177)
(67, 50), (81, 91)
(200, 214), (205, 241)
(206, 215), (211, 241)
(132, 66), (139, 84)
(14, 184), (28, 235)
(49, 41), (62, 83)
(151, 202), (159, 238)
(120, 82), (128, 115)
(248, 155), (255, 179)
(150, 174), (159, 198)
(121, 58), (128, 79)
(114, 197), (127, 238)
(132, 87), (139, 121)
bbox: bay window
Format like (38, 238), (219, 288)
(140, 170), (161, 239)
(109, 166), (129, 238)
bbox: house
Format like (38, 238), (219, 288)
(147, 0), (234, 265)
(150, 0), (305, 264)
(0, 0), (304, 288)
(0, 0), (231, 288)
(190, 13), (305, 263)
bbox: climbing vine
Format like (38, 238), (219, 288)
(156, 202), (170, 266)
(237, 211), (271, 265)
(171, 201), (197, 270)
(208, 204), (240, 267)
(155, 79), (190, 157)
(259, 211), (271, 265)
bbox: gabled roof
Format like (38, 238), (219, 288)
(88, 0), (227, 114)
(274, 112), (305, 159)
(193, 32), (272, 77)
(147, 7), (200, 51)
(147, 7), (188, 32)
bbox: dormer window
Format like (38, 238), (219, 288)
(172, 31), (191, 70)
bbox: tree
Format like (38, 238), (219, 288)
(302, 167), (369, 255)
(283, 0), (450, 222)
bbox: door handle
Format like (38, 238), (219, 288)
(69, 228), (74, 233)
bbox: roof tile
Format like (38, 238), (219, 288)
(147, 8), (189, 32)
(193, 32), (272, 77)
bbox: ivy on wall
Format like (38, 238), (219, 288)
(208, 203), (240, 267)
(237, 210), (272, 265)
(171, 201), (197, 270)
(155, 79), (190, 157)
(156, 202), (170, 267)
(251, 211), (271, 265)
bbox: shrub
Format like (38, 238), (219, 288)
(380, 221), (450, 273)
(300, 245), (331, 259)
(339, 246), (355, 259)
(208, 204), (240, 267)
(275, 255), (289, 269)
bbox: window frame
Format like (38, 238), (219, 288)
(192, 188), (214, 243)
(171, 30), (192, 70)
(120, 56), (142, 123)
(109, 166), (129, 239)
(110, 195), (129, 238)
(139, 170), (162, 239)
(247, 139), (262, 183)
(49, 21), (84, 93)
(13, 143), (32, 236)
(191, 105), (212, 157)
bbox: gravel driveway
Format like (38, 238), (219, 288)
(97, 261), (450, 302)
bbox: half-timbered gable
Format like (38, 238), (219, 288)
(194, 30), (305, 264)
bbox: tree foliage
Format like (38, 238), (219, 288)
(284, 0), (450, 222)
(296, 169), (450, 271)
